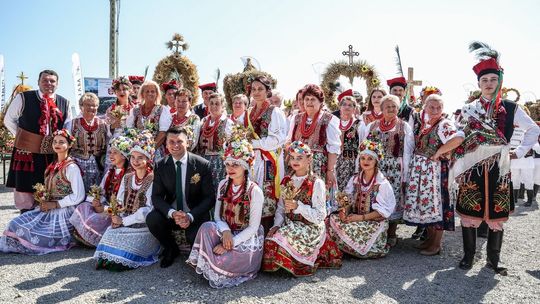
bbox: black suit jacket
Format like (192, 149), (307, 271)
(193, 104), (207, 119)
(151, 152), (214, 223)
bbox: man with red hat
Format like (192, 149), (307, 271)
(193, 82), (217, 119)
(387, 77), (414, 127)
(161, 80), (181, 107)
(452, 42), (539, 275)
(128, 75), (144, 105)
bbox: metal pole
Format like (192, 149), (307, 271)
(109, 0), (117, 78)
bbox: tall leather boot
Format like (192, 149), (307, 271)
(534, 184), (540, 203)
(477, 221), (488, 238)
(518, 184), (525, 199)
(459, 227), (476, 270)
(524, 189), (534, 207)
(513, 189), (520, 205)
(486, 229), (508, 276)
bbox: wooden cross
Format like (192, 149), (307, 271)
(17, 72), (28, 85)
(342, 45), (359, 66)
(407, 67), (422, 97)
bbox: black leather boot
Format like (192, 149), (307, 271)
(459, 227), (476, 270)
(513, 189), (519, 205)
(524, 189), (534, 207)
(518, 184), (525, 199)
(477, 221), (488, 238)
(486, 229), (508, 276)
(534, 184), (540, 203)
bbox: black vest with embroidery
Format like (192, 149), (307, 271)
(18, 90), (69, 134)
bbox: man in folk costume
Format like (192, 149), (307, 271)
(193, 82), (217, 119)
(4, 70), (71, 213)
(452, 42), (539, 275)
(128, 75), (144, 105)
(388, 77), (414, 128)
(161, 79), (180, 107)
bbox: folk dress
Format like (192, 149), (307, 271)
(335, 119), (361, 191)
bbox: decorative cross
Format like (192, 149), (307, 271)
(407, 67), (422, 97)
(166, 33), (186, 55)
(342, 45), (359, 66)
(17, 72), (28, 85)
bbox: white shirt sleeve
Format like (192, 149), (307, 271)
(233, 184), (263, 246)
(286, 113), (296, 143)
(513, 106), (540, 159)
(126, 108), (135, 128)
(122, 183), (153, 227)
(57, 163), (85, 208)
(344, 176), (356, 196)
(437, 119), (464, 144)
(533, 143), (540, 154)
(293, 178), (326, 224)
(214, 180), (231, 232)
(402, 122), (415, 181)
(371, 178), (396, 218)
(326, 115), (342, 155)
(159, 106), (173, 131)
(224, 117), (234, 138)
(4, 93), (23, 135)
(252, 107), (287, 151)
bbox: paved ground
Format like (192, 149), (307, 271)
(0, 185), (539, 304)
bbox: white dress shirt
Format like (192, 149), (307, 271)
(167, 153), (194, 222)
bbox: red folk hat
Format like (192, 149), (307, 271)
(337, 89), (353, 101)
(387, 77), (407, 89)
(161, 80), (179, 92)
(128, 76), (145, 85)
(198, 82), (217, 92)
(472, 58), (502, 80)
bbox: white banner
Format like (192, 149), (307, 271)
(71, 53), (84, 116)
(0, 55), (5, 111)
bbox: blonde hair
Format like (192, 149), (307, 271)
(78, 92), (99, 107)
(380, 95), (400, 109)
(137, 81), (163, 105)
(232, 94), (249, 106)
(424, 94), (444, 107)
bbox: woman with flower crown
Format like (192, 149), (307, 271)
(126, 80), (173, 163)
(327, 139), (396, 258)
(262, 141), (342, 277)
(195, 93), (233, 190)
(69, 135), (132, 247)
(0, 129), (85, 254)
(94, 130), (160, 270)
(187, 138), (264, 288)
(359, 94), (414, 247)
(66, 92), (108, 191)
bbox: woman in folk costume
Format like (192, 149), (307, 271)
(105, 76), (135, 170)
(66, 93), (108, 191)
(187, 138), (264, 288)
(263, 141), (342, 277)
(246, 76), (288, 234)
(94, 130), (161, 270)
(287, 84), (341, 188)
(70, 135), (132, 247)
(452, 42), (539, 275)
(229, 94), (250, 127)
(195, 93), (233, 190)
(335, 91), (362, 191)
(0, 129), (85, 254)
(126, 80), (172, 162)
(169, 88), (200, 150)
(328, 140), (396, 258)
(359, 89), (386, 129)
(359, 94), (414, 247)
(403, 95), (464, 255)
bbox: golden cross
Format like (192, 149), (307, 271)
(17, 72), (28, 85)
(407, 67), (422, 97)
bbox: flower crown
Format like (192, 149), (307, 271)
(131, 130), (155, 160)
(52, 129), (76, 144)
(420, 86), (442, 98)
(111, 76), (132, 90)
(109, 135), (133, 157)
(288, 141), (312, 156)
(222, 139), (255, 170)
(359, 139), (384, 161)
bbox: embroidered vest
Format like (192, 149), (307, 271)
(197, 117), (227, 155)
(341, 120), (361, 159)
(122, 172), (153, 215)
(103, 168), (126, 201)
(44, 159), (77, 201)
(367, 120), (406, 158)
(282, 175), (316, 225)
(218, 181), (255, 231)
(250, 105), (275, 138)
(70, 117), (107, 159)
(133, 105), (163, 135)
(415, 120), (444, 158)
(19, 91), (69, 135)
(352, 174), (380, 215)
(292, 112), (333, 153)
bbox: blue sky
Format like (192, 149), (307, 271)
(1, 0), (538, 112)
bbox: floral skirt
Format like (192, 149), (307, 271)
(327, 214), (389, 258)
(336, 154), (356, 191)
(403, 157), (455, 230)
(69, 202), (112, 247)
(312, 151), (328, 181)
(186, 222), (264, 288)
(203, 154), (226, 191)
(379, 157), (402, 221)
(94, 225), (161, 269)
(0, 206), (76, 255)
(73, 156), (102, 192)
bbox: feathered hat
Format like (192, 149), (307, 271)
(469, 41), (503, 80)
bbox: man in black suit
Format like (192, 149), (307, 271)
(146, 126), (215, 268)
(192, 82), (216, 119)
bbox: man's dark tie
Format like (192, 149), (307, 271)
(175, 160), (184, 211)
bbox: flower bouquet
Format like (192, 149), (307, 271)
(32, 183), (49, 206)
(88, 184), (102, 202)
(106, 194), (125, 216)
(335, 191), (352, 216)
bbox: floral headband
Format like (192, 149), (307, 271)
(111, 76), (132, 90)
(288, 141), (312, 156)
(359, 139), (384, 161)
(222, 139), (255, 171)
(131, 130), (155, 160)
(420, 86), (442, 99)
(52, 129), (76, 144)
(109, 135), (133, 157)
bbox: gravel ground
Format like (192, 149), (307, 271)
(0, 185), (539, 304)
